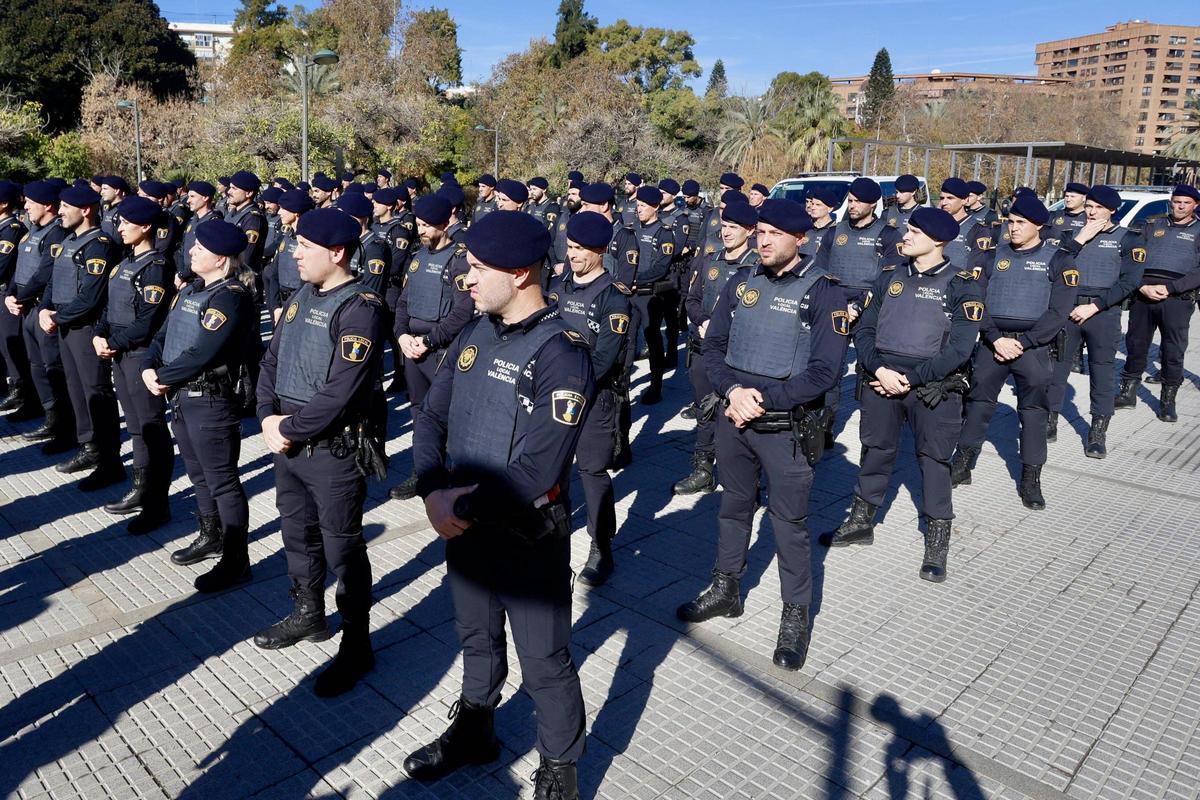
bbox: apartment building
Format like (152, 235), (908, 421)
(828, 71), (1069, 124)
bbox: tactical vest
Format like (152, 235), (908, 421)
(405, 242), (457, 322)
(1073, 226), (1125, 289)
(876, 265), (958, 359)
(799, 222), (834, 260)
(100, 206), (121, 239)
(107, 251), (161, 329)
(274, 280), (364, 404)
(1048, 211), (1086, 245)
(554, 271), (615, 347)
(635, 220), (671, 282)
(985, 243), (1052, 322)
(51, 227), (104, 306)
(161, 278), (233, 364)
(701, 249), (758, 319)
(725, 263), (827, 380)
(14, 221), (56, 287)
(942, 221), (973, 268)
(350, 231), (376, 276)
(275, 230), (301, 290)
(181, 211), (218, 275)
(447, 313), (573, 478)
(1142, 219), (1199, 278)
(826, 216), (890, 289)
(472, 198), (496, 224)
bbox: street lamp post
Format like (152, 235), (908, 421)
(298, 48), (340, 182)
(116, 100), (142, 182)
(474, 124), (499, 177)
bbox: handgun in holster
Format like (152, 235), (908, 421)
(1050, 329), (1067, 362)
(792, 402), (834, 466)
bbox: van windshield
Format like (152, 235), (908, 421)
(770, 181), (851, 206)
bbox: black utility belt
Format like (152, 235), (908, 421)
(747, 410), (796, 433)
(1075, 293), (1103, 305)
(998, 330), (1031, 340)
(632, 279), (673, 296)
(687, 337), (703, 354)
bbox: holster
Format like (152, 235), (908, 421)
(685, 336), (703, 368)
(1050, 329), (1067, 362)
(792, 404), (834, 467)
(353, 420), (389, 479)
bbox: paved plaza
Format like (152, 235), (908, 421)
(1, 323), (1198, 800)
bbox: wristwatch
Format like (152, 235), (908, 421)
(421, 334), (433, 349)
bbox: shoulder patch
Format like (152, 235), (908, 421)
(455, 274), (470, 292)
(201, 308), (227, 331)
(1132, 247), (1146, 264)
(340, 334), (372, 362)
(86, 258), (107, 276)
(1063, 269), (1080, 287)
(609, 313), (630, 334)
(551, 389), (586, 426)
(0, 241), (13, 255)
(962, 300), (984, 322)
(975, 237), (993, 251)
(661, 241), (674, 256)
(50, 244), (63, 258)
(142, 285), (165, 304)
(455, 242), (468, 255)
(367, 258), (386, 275)
(245, 229), (259, 244)
(831, 309), (850, 335)
(626, 250), (639, 265)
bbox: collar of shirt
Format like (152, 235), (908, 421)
(907, 258), (951, 277)
(1167, 216), (1198, 228)
(491, 304), (559, 335)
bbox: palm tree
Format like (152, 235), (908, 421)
(716, 96), (784, 179)
(1164, 95), (1200, 161)
(279, 61), (341, 97)
(775, 84), (849, 173)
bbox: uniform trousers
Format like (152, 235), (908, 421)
(171, 392), (248, 531)
(403, 350), (441, 422)
(59, 324), (119, 453)
(21, 310), (67, 411)
(959, 344), (1053, 466)
(112, 348), (172, 470)
(1121, 292), (1195, 387)
(686, 342), (716, 459)
(630, 291), (673, 393)
(1047, 303), (1121, 417)
(575, 388), (619, 544)
(0, 303), (31, 388)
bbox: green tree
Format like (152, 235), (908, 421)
(777, 84), (849, 172)
(716, 96), (783, 182)
(861, 47), (894, 130)
(401, 8), (463, 93)
(234, 0), (288, 29)
(40, 131), (91, 177)
(590, 20), (701, 93)
(768, 70), (829, 105)
(648, 87), (704, 149)
(548, 0), (597, 69)
(1164, 95), (1200, 161)
(705, 59), (727, 98)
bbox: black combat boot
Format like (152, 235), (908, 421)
(389, 472), (418, 501)
(920, 519), (952, 583)
(949, 446), (978, 487)
(1114, 377), (1140, 410)
(253, 585), (330, 650)
(403, 696), (501, 781)
(1085, 415), (1110, 459)
(676, 570), (743, 622)
(193, 525), (251, 592)
(313, 622), (374, 698)
(77, 455), (125, 492)
(2, 381), (40, 422)
(672, 454), (715, 495)
(24, 406), (60, 442)
(1018, 464), (1045, 510)
(532, 755), (579, 800)
(170, 513), (223, 564)
(1158, 385), (1179, 423)
(0, 379), (22, 412)
(1046, 412), (1059, 443)
(819, 497), (878, 547)
(773, 603), (810, 671)
(578, 536), (614, 587)
(1145, 371), (1162, 384)
(56, 442), (100, 474)
(127, 473), (170, 534)
(104, 467), (146, 515)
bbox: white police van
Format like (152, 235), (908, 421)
(768, 173), (929, 219)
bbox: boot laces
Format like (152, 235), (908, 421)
(531, 762), (566, 796)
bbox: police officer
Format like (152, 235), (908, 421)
(1045, 185), (1142, 457)
(260, 186), (284, 259)
(629, 184), (680, 405)
(525, 177), (560, 233)
(138, 181), (181, 261)
(168, 180), (191, 232)
(680, 180), (708, 257)
(821, 177), (903, 298)
(471, 174), (497, 224)
(437, 181), (469, 244)
(177, 181), (222, 284)
(656, 178), (689, 364)
(1046, 182), (1089, 247)
(376, 168), (392, 188)
(676, 199), (848, 671)
(615, 173), (642, 227)
(391, 194), (475, 500)
(0, 181), (35, 419)
(311, 174), (339, 208)
(337, 192), (392, 297)
(701, 190), (748, 259)
(550, 211), (632, 587)
(801, 185), (839, 260)
(224, 170), (268, 412)
(493, 178), (527, 212)
(885, 174), (922, 229)
(951, 194), (1074, 509)
(823, 207), (983, 584)
(144, 220), (254, 588)
(965, 181), (998, 227)
(371, 186), (415, 393)
(938, 178), (991, 267)
(39, 184), (124, 489)
(99, 177), (130, 238)
(214, 177), (231, 215)
(674, 201), (759, 495)
(747, 183), (769, 209)
(404, 210), (593, 799)
(253, 208), (386, 698)
(550, 180), (584, 276)
(264, 190), (314, 321)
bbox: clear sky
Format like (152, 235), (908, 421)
(158, 1), (1200, 95)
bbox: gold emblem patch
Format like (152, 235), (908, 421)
(340, 335), (372, 362)
(707, 267), (719, 281)
(409, 260), (420, 272)
(50, 244), (63, 257)
(626, 250), (639, 265)
(661, 242), (674, 256)
(142, 285), (165, 304)
(285, 303), (298, 322)
(609, 313), (630, 334)
(367, 259), (385, 275)
(835, 233), (849, 246)
(705, 245), (715, 254)
(0, 241), (13, 254)
(1132, 247), (1146, 263)
(962, 300), (984, 322)
(976, 237), (993, 250)
(741, 288), (760, 307)
(831, 310), (850, 336)
(735, 281), (747, 299)
(245, 229), (259, 244)
(551, 389), (586, 426)
(86, 258), (107, 275)
(1063, 269), (1080, 287)
(1153, 228), (1166, 238)
(455, 274), (469, 292)
(157, 227), (168, 239)
(996, 259), (1011, 271)
(888, 281), (904, 297)
(548, 292), (559, 304)
(201, 308), (227, 331)
(1055, 216), (1064, 225)
(457, 344), (478, 371)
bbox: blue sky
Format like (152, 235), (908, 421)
(158, 1), (1200, 95)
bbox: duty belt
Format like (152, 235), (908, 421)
(747, 409), (795, 433)
(1075, 294), (1102, 306)
(632, 279), (674, 296)
(686, 336), (703, 354)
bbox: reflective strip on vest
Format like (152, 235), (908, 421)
(274, 281), (364, 403)
(876, 266), (957, 359)
(985, 244), (1052, 322)
(725, 264), (827, 380)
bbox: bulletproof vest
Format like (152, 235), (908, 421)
(51, 227), (104, 306)
(14, 220), (57, 287)
(701, 207), (723, 256)
(825, 216), (890, 289)
(224, 204), (260, 264)
(551, 209), (572, 263)
(1073, 226), (1126, 289)
(661, 206), (689, 241)
(151, 213), (175, 256)
(405, 242), (457, 322)
(1142, 218), (1199, 278)
(605, 225), (638, 283)
(701, 248), (758, 318)
(553, 270), (616, 347)
(685, 204), (707, 249)
(275, 230), (301, 290)
(886, 204), (918, 230)
(162, 278), (233, 364)
(799, 222), (833, 260)
(181, 211), (218, 274)
(876, 264), (958, 359)
(635, 220), (671, 282)
(263, 213), (282, 258)
(349, 231), (375, 275)
(100, 206), (121, 239)
(526, 199), (554, 226)
(725, 263), (828, 381)
(274, 280), (364, 404)
(1048, 211), (1086, 245)
(985, 242), (1052, 322)
(472, 198), (496, 224)
(107, 251), (161, 329)
(446, 313), (573, 479)
(942, 224), (973, 268)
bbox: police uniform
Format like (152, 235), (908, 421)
(177, 209), (222, 282)
(683, 199), (709, 257)
(628, 210), (680, 402)
(525, 196), (561, 234)
(798, 219), (834, 261)
(884, 202), (920, 230)
(264, 223), (302, 313)
(372, 205), (416, 391)
(1045, 209), (1087, 248)
(943, 215), (992, 269)
(470, 196), (496, 225)
(0, 209), (34, 415)
(350, 228), (392, 297)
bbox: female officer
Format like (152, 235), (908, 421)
(142, 220), (256, 592)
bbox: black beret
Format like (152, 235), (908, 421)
(757, 198), (812, 235)
(440, 172), (457, 182)
(681, 179), (700, 196)
(527, 176), (549, 190)
(72, 179), (90, 189)
(414, 194), (452, 226)
(24, 181), (59, 205)
(940, 178), (969, 199)
(402, 178), (419, 190)
(276, 179), (294, 191)
(278, 190), (314, 214)
(568, 179), (586, 191)
(89, 174), (104, 185)
(476, 173), (497, 187)
(720, 172), (744, 190)
(314, 172), (328, 180)
(297, 181), (312, 192)
(721, 201), (758, 228)
(464, 210), (551, 271)
(625, 172), (642, 186)
(1087, 185), (1122, 213)
(59, 185), (101, 207)
(659, 178), (680, 195)
(721, 189), (748, 205)
(102, 176), (131, 194)
(139, 180), (170, 200)
(337, 192), (373, 219)
(297, 207), (361, 249)
(635, 186), (662, 206)
(0, 180), (21, 205)
(807, 185), (840, 208)
(341, 171), (354, 182)
(581, 182), (614, 205)
(117, 195), (162, 226)
(230, 170), (261, 192)
(965, 180), (988, 195)
(848, 177), (882, 204)
(377, 168), (391, 178)
(1064, 182), (1089, 195)
(438, 182), (466, 207)
(1008, 194), (1050, 226)
(196, 219), (249, 257)
(1012, 186), (1036, 199)
(495, 178), (528, 204)
(567, 170), (584, 182)
(343, 182), (366, 194)
(895, 174), (920, 193)
(188, 180), (216, 198)
(910, 206), (960, 243)
(566, 210), (614, 249)
(373, 187), (400, 206)
(312, 175), (338, 192)
(749, 183), (770, 196)
(217, 176), (231, 186)
(1171, 184), (1200, 202)
(363, 184), (376, 196)
(260, 187), (283, 204)
(46, 178), (68, 190)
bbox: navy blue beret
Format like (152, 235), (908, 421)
(625, 172), (642, 186)
(1012, 186), (1036, 199)
(527, 176), (549, 190)
(567, 170), (584, 182)
(581, 182), (614, 205)
(89, 174), (104, 185)
(312, 175), (338, 192)
(848, 177), (882, 204)
(363, 184), (376, 195)
(965, 180), (988, 195)
(910, 206), (960, 243)
(297, 207), (361, 249)
(341, 171), (354, 182)
(440, 172), (456, 183)
(259, 186), (282, 203)
(495, 179), (528, 204)
(940, 178), (969, 199)
(172, 179), (185, 189)
(24, 181), (59, 205)
(566, 210), (614, 249)
(139, 180), (170, 200)
(681, 179), (700, 196)
(297, 181), (312, 192)
(1171, 184), (1200, 202)
(721, 189), (748, 205)
(117, 196), (162, 226)
(72, 179), (90, 189)
(1087, 185), (1122, 213)
(568, 180), (586, 191)
(721, 201), (758, 228)
(895, 174), (920, 193)
(343, 182), (366, 195)
(757, 199), (812, 235)
(750, 183), (770, 197)
(188, 180), (216, 198)
(196, 219), (249, 257)
(720, 172), (744, 190)
(1008, 194), (1049, 226)
(438, 182), (466, 207)
(230, 170), (261, 192)
(414, 194), (452, 226)
(217, 176), (231, 186)
(60, 185), (101, 207)
(377, 168), (391, 179)
(636, 186), (662, 206)
(465, 210), (551, 271)
(102, 176), (131, 194)
(0, 181), (21, 205)
(402, 178), (419, 191)
(477, 173), (496, 187)
(373, 187), (400, 206)
(1064, 182), (1089, 195)
(278, 190), (314, 214)
(659, 178), (680, 196)
(314, 172), (328, 180)
(807, 185), (840, 208)
(337, 192), (373, 219)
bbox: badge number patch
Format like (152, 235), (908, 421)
(340, 335), (372, 362)
(551, 389), (586, 426)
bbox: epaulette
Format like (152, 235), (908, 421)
(455, 242), (467, 255)
(561, 328), (589, 347)
(881, 264), (897, 272)
(956, 269), (977, 280)
(358, 291), (382, 306)
(612, 281), (631, 295)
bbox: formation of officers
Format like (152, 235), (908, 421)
(0, 161), (1197, 800)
